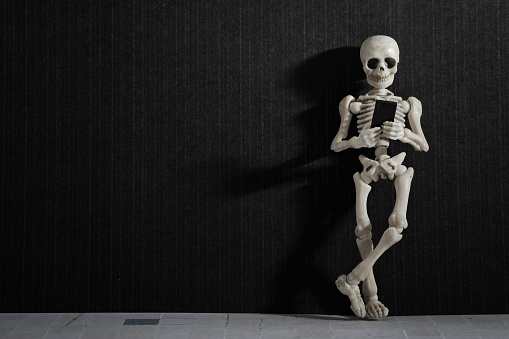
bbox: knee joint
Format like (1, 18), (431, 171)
(355, 221), (372, 240)
(389, 213), (407, 231)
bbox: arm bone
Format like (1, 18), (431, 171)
(401, 97), (429, 152)
(331, 95), (360, 152)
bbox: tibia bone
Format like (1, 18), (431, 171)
(347, 227), (403, 285)
(356, 237), (377, 298)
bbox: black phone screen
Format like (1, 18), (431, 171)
(371, 100), (397, 128)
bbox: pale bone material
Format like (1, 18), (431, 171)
(330, 35), (429, 319)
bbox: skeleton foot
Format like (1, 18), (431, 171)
(335, 275), (366, 318)
(365, 296), (389, 319)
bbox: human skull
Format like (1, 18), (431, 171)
(360, 35), (399, 89)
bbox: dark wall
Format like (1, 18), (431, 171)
(2, 0), (509, 315)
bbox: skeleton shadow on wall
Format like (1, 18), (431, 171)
(268, 47), (368, 314)
(223, 47), (376, 314)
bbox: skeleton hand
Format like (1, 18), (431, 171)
(382, 121), (404, 140)
(355, 125), (381, 148)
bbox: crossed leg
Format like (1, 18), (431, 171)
(357, 237), (388, 319)
(336, 167), (414, 318)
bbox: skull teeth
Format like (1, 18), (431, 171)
(371, 75), (391, 82)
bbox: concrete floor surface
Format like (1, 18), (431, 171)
(0, 313), (508, 338)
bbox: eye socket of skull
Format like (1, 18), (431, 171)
(385, 58), (397, 69)
(367, 58), (379, 69)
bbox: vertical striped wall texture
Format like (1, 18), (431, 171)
(2, 0), (509, 314)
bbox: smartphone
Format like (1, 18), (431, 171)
(371, 100), (397, 128)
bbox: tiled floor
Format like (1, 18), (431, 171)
(0, 313), (508, 338)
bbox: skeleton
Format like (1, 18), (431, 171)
(330, 36), (429, 319)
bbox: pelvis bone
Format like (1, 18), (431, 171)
(359, 152), (406, 181)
